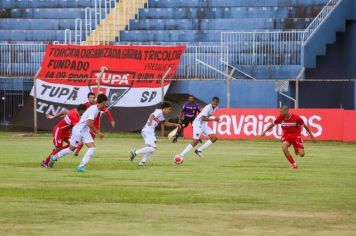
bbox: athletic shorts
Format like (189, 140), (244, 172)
(282, 135), (304, 154)
(141, 130), (157, 148)
(52, 126), (70, 149)
(69, 129), (94, 148)
(180, 117), (195, 128)
(192, 123), (214, 140)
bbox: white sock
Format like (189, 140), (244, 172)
(140, 151), (153, 163)
(180, 144), (193, 157)
(79, 147), (96, 168)
(135, 146), (155, 155)
(53, 148), (72, 160)
(197, 140), (213, 152)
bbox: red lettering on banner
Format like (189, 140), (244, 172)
(184, 109), (356, 142)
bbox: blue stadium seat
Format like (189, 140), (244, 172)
(0, 0), (96, 9)
(139, 6), (324, 19)
(0, 19), (95, 30)
(129, 18), (311, 31)
(147, 0), (328, 8)
(10, 8), (105, 19)
(0, 30), (82, 41)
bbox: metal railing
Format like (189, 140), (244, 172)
(177, 45), (229, 79)
(221, 31), (304, 66)
(303, 0), (341, 44)
(0, 42), (229, 81)
(0, 43), (47, 77)
(0, 77), (33, 125)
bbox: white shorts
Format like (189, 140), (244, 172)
(141, 130), (157, 148)
(69, 129), (94, 147)
(192, 124), (214, 140)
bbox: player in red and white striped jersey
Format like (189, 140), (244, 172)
(261, 105), (316, 168)
(73, 92), (115, 156)
(41, 104), (87, 167)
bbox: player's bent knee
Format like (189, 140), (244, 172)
(192, 140), (199, 146)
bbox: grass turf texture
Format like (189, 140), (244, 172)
(0, 132), (355, 236)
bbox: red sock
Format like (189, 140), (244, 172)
(285, 154), (296, 165)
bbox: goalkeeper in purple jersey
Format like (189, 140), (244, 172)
(172, 95), (201, 143)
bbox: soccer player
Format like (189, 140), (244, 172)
(178, 97), (220, 159)
(260, 105), (316, 168)
(172, 95), (201, 143)
(73, 92), (115, 156)
(48, 94), (108, 172)
(130, 102), (181, 167)
(41, 104), (87, 167)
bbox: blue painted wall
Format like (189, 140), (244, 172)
(168, 80), (277, 108)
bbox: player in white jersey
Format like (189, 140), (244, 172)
(130, 102), (181, 166)
(178, 97), (220, 159)
(48, 94), (107, 172)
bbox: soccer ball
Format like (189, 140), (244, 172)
(174, 154), (184, 165)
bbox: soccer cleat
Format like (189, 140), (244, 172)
(48, 155), (57, 168)
(74, 153), (78, 157)
(76, 166), (86, 172)
(290, 163), (298, 169)
(41, 160), (48, 168)
(194, 149), (204, 159)
(172, 137), (178, 143)
(138, 161), (146, 167)
(130, 150), (137, 161)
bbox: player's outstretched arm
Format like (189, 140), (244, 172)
(87, 119), (104, 139)
(201, 116), (220, 122)
(261, 123), (275, 136)
(102, 107), (115, 128)
(164, 121), (181, 129)
(303, 124), (316, 143)
(46, 110), (68, 120)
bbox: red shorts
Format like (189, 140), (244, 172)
(52, 126), (70, 149)
(282, 135), (304, 154)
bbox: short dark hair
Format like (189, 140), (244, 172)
(97, 94), (108, 104)
(212, 96), (220, 102)
(87, 92), (96, 98)
(281, 105), (289, 110)
(161, 102), (172, 109)
(77, 104), (87, 112)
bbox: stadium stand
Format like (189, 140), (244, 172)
(0, 0), (356, 115)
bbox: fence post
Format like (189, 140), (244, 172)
(295, 78), (299, 109)
(33, 67), (41, 134)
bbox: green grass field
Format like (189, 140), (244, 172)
(0, 132), (355, 236)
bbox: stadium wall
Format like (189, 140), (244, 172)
(168, 80), (278, 108)
(306, 21), (356, 79)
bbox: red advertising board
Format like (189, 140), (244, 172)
(184, 109), (356, 142)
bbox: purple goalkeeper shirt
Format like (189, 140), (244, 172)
(182, 101), (200, 118)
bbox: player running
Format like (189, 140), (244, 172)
(73, 92), (115, 156)
(178, 97), (220, 159)
(172, 95), (201, 143)
(48, 94), (108, 172)
(130, 102), (181, 167)
(41, 104), (87, 167)
(261, 105), (316, 168)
